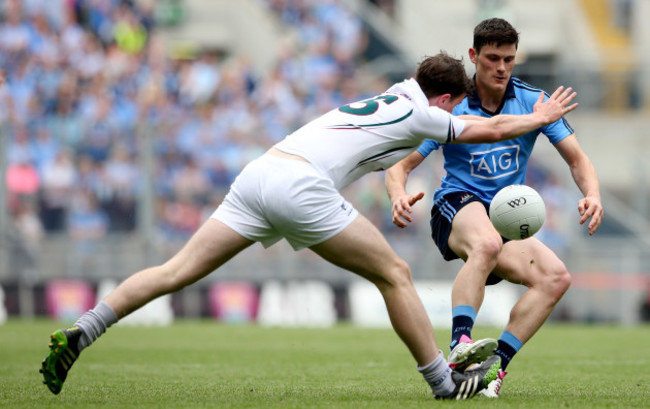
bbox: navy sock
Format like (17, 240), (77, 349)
(450, 305), (476, 350)
(495, 331), (523, 370)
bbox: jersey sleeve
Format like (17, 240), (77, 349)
(542, 117), (575, 143)
(417, 139), (441, 157)
(520, 85), (574, 143)
(410, 106), (466, 144)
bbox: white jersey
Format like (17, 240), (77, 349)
(274, 78), (466, 190)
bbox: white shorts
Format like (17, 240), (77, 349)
(212, 154), (358, 250)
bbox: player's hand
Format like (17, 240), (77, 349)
(578, 195), (603, 235)
(533, 86), (578, 124)
(391, 191), (425, 228)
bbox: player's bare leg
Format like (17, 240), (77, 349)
(41, 219), (254, 394)
(443, 204), (505, 371)
(493, 238), (571, 345)
(446, 203), (501, 358)
(311, 213), (437, 366)
(472, 238), (570, 398)
(105, 219), (254, 318)
(447, 203), (503, 313)
(310, 213), (498, 398)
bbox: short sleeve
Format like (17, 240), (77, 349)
(417, 139), (441, 157)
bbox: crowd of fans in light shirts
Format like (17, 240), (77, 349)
(1, 0), (568, 280)
(1, 0), (390, 277)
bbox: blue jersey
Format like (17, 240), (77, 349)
(417, 76), (574, 203)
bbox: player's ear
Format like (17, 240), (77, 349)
(434, 94), (456, 113)
(469, 48), (478, 63)
(440, 94), (453, 105)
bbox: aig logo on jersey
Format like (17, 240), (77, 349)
(470, 145), (520, 180)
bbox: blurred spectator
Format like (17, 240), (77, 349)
(78, 90), (119, 162)
(101, 143), (140, 231)
(179, 50), (221, 105)
(39, 149), (77, 232)
(5, 59), (38, 125)
(7, 125), (34, 164)
(49, 71), (84, 147)
(113, 3), (148, 54)
(8, 197), (45, 281)
(70, 32), (106, 82)
(6, 151), (40, 213)
(171, 155), (210, 204)
(0, 1), (31, 67)
(60, 6), (86, 55)
(75, 154), (102, 192)
(31, 126), (59, 173)
(156, 194), (203, 257)
(66, 190), (110, 277)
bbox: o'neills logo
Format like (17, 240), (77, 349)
(520, 223), (530, 239)
(507, 197), (527, 208)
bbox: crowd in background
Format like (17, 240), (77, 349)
(1, 0), (570, 280)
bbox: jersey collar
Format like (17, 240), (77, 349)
(467, 76), (517, 115)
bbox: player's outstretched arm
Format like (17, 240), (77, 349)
(456, 86), (578, 144)
(385, 151), (426, 228)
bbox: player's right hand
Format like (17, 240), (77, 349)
(391, 191), (425, 228)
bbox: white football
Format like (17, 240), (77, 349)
(489, 184), (546, 240)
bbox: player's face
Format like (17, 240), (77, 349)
(471, 43), (517, 95)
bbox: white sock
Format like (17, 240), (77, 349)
(74, 301), (118, 351)
(417, 351), (455, 397)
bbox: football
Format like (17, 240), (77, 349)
(489, 184), (546, 240)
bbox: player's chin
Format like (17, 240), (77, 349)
(492, 79), (508, 89)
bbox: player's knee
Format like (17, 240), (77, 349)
(544, 263), (571, 301)
(374, 257), (413, 291)
(471, 233), (503, 261)
(555, 267), (572, 296)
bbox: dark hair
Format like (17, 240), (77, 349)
(415, 52), (472, 99)
(473, 18), (519, 53)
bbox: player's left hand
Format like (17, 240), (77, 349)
(578, 195), (603, 235)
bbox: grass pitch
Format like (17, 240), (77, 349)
(1, 320), (649, 408)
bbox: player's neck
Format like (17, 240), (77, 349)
(476, 86), (505, 113)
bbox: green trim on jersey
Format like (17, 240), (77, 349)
(329, 109), (413, 129)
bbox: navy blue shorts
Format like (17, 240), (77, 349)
(430, 191), (506, 285)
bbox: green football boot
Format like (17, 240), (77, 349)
(435, 355), (501, 400)
(40, 327), (83, 394)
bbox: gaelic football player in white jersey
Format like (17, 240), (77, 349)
(41, 52), (577, 400)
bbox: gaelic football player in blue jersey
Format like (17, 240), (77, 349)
(386, 18), (603, 398)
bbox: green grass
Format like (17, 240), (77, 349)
(1, 320), (649, 408)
